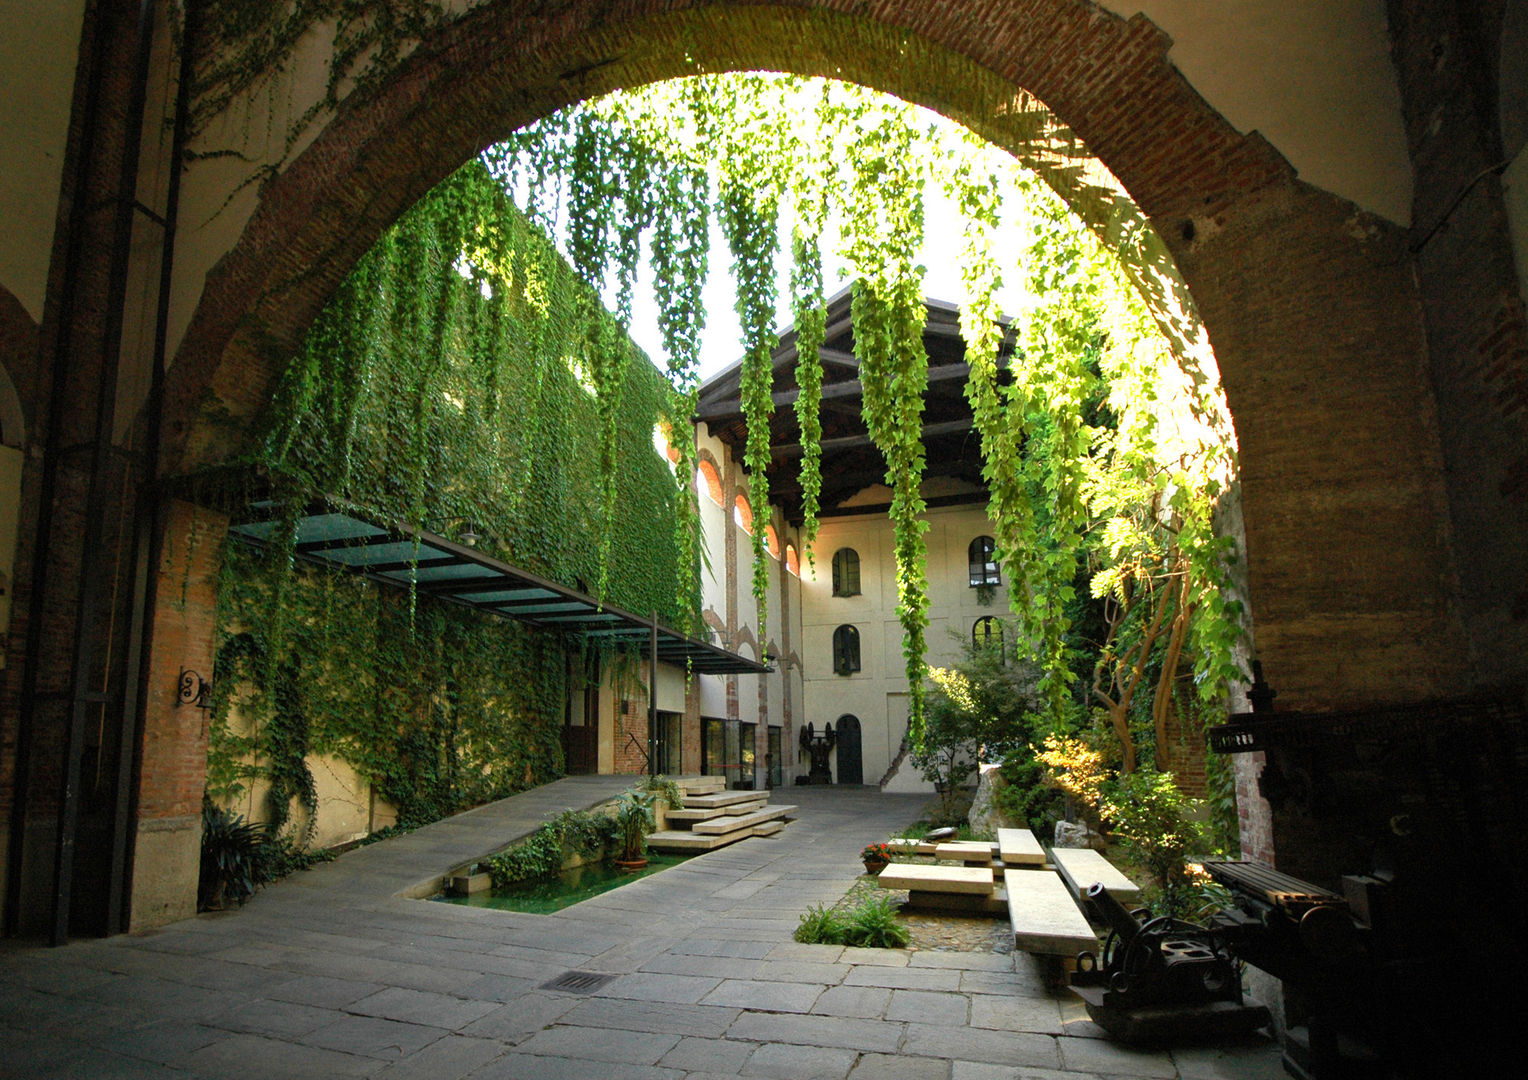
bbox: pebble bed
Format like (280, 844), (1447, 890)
(837, 871), (1015, 954)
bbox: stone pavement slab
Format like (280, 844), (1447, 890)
(0, 781), (1283, 1080)
(739, 1040), (859, 1079)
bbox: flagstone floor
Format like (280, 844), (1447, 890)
(0, 778), (1283, 1079)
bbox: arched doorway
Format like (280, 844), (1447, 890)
(834, 715), (862, 786)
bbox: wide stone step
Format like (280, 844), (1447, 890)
(646, 817), (789, 852)
(665, 798), (766, 823)
(1005, 868), (1099, 956)
(997, 827), (1047, 866)
(675, 774), (726, 796)
(681, 789), (774, 810)
(1049, 847), (1140, 904)
(877, 863), (994, 895)
(691, 803), (796, 835)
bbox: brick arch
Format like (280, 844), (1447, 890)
(695, 452), (724, 506)
(164, 0), (1465, 708)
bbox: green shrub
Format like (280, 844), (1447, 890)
(793, 903), (849, 945)
(841, 895), (909, 949)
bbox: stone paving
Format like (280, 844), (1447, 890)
(0, 779), (1284, 1079)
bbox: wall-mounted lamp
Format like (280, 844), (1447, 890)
(177, 668), (211, 709)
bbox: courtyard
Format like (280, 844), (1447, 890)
(0, 780), (1280, 1079)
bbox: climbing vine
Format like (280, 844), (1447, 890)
(206, 162), (689, 836)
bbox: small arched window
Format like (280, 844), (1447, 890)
(968, 535), (1000, 588)
(764, 524), (781, 559)
(973, 616), (1004, 659)
(733, 495), (753, 534)
(785, 543), (800, 577)
(832, 624), (861, 676)
(831, 547), (861, 597)
(696, 459), (723, 505)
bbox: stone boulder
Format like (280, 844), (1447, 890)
(967, 763), (1023, 835)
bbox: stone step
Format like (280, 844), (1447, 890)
(681, 789), (774, 810)
(1005, 867), (1099, 956)
(645, 816), (787, 852)
(691, 803), (796, 835)
(665, 798), (767, 823)
(675, 774), (726, 796)
(997, 827), (1047, 866)
(877, 863), (995, 895)
(887, 838), (937, 856)
(1049, 847), (1141, 904)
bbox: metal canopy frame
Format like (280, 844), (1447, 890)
(228, 500), (769, 677)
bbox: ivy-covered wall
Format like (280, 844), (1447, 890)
(208, 161), (689, 838)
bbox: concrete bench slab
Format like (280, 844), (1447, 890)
(1050, 847), (1140, 904)
(1005, 867), (1099, 956)
(934, 841), (998, 864)
(887, 838), (937, 855)
(877, 863), (994, 895)
(692, 803), (796, 835)
(997, 827), (1046, 866)
(907, 886), (1009, 915)
(751, 820), (785, 837)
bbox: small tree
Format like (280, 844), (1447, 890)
(914, 628), (1042, 819)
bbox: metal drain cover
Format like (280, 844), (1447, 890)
(540, 970), (616, 994)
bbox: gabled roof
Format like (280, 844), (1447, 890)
(695, 289), (1012, 524)
(228, 498), (769, 676)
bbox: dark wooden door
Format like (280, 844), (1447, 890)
(562, 725), (596, 774)
(835, 715), (862, 785)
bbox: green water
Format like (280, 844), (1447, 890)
(435, 852), (693, 914)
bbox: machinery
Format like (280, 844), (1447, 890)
(1070, 882), (1270, 1044)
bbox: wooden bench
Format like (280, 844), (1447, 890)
(1049, 847), (1141, 905)
(997, 827), (1047, 867)
(1004, 867), (1099, 957)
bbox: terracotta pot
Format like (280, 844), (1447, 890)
(862, 857), (889, 876)
(613, 857), (648, 872)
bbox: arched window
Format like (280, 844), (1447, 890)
(968, 535), (1000, 587)
(973, 616), (1004, 658)
(831, 547), (860, 597)
(785, 543), (800, 577)
(733, 494), (753, 534)
(832, 624), (861, 676)
(764, 523), (781, 559)
(696, 459), (723, 505)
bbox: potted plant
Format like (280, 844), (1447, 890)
(613, 788), (657, 871)
(861, 841), (893, 875)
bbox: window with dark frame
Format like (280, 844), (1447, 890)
(968, 535), (1000, 587)
(831, 547), (861, 597)
(832, 624), (861, 675)
(973, 615), (1004, 660)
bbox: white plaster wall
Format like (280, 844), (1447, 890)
(799, 500), (1011, 787)
(1101, 1), (1413, 223)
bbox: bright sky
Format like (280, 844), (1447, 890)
(614, 178), (1028, 382)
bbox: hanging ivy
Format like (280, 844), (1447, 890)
(207, 161), (689, 834)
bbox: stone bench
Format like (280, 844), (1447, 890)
(997, 827), (1047, 866)
(1004, 867), (1100, 957)
(876, 862), (995, 894)
(1049, 847), (1140, 905)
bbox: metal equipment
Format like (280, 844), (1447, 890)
(1070, 882), (1270, 1044)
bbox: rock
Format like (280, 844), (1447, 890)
(967, 763), (1022, 836)
(1054, 818), (1104, 850)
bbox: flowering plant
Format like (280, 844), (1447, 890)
(860, 842), (893, 862)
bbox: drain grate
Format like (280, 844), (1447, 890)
(539, 970), (616, 995)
